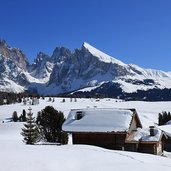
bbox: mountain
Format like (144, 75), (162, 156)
(29, 52), (53, 82)
(0, 40), (30, 92)
(0, 40), (171, 100)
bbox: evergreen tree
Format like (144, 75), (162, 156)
(158, 111), (171, 125)
(60, 131), (68, 145)
(22, 109), (27, 122)
(36, 106), (68, 144)
(36, 111), (41, 125)
(168, 112), (171, 122)
(162, 111), (168, 124)
(166, 112), (171, 123)
(158, 113), (163, 125)
(21, 107), (40, 145)
(12, 111), (19, 122)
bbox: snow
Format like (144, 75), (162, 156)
(1, 98), (171, 170)
(1, 77), (25, 93)
(1, 144), (171, 171)
(71, 85), (100, 93)
(159, 125), (171, 136)
(83, 42), (126, 65)
(126, 127), (162, 142)
(120, 64), (171, 93)
(24, 71), (49, 83)
(63, 108), (133, 132)
(158, 117), (171, 137)
(139, 128), (162, 142)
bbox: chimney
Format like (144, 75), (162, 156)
(149, 126), (155, 136)
(75, 111), (84, 120)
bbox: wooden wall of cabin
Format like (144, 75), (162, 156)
(129, 117), (138, 132)
(138, 143), (157, 154)
(164, 137), (171, 152)
(72, 133), (126, 150)
(125, 143), (138, 152)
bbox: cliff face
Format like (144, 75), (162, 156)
(0, 40), (28, 70)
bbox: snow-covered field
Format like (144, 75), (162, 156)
(1, 98), (171, 171)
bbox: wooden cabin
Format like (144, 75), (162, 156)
(163, 136), (171, 152)
(63, 108), (166, 155)
(125, 126), (166, 155)
(159, 125), (171, 152)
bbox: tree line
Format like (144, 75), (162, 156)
(158, 111), (171, 125)
(0, 91), (40, 105)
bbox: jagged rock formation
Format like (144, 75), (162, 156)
(0, 39), (171, 100)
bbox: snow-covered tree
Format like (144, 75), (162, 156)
(21, 107), (40, 145)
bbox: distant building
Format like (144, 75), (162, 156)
(63, 108), (166, 155)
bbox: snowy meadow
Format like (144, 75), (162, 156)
(1, 98), (171, 171)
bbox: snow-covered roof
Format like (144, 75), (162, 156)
(159, 124), (171, 137)
(62, 108), (135, 133)
(126, 127), (163, 142)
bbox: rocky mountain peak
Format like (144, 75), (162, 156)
(81, 42), (125, 66)
(34, 52), (50, 63)
(0, 39), (8, 47)
(1, 40), (171, 99)
(51, 46), (71, 62)
(0, 40), (28, 70)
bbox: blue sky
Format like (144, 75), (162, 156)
(1, 0), (171, 71)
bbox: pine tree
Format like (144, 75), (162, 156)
(158, 111), (171, 125)
(21, 107), (40, 145)
(36, 106), (68, 144)
(168, 112), (171, 122)
(12, 111), (18, 122)
(158, 113), (163, 125)
(19, 109), (27, 122)
(163, 111), (169, 124)
(22, 109), (27, 122)
(60, 131), (68, 145)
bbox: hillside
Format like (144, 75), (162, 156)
(0, 98), (171, 170)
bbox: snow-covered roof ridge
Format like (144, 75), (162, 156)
(82, 42), (126, 65)
(126, 127), (163, 142)
(63, 108), (136, 133)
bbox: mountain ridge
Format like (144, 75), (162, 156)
(0, 40), (171, 100)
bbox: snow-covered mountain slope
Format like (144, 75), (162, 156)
(83, 42), (125, 65)
(0, 39), (171, 96)
(0, 40), (48, 93)
(41, 42), (171, 95)
(113, 64), (171, 93)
